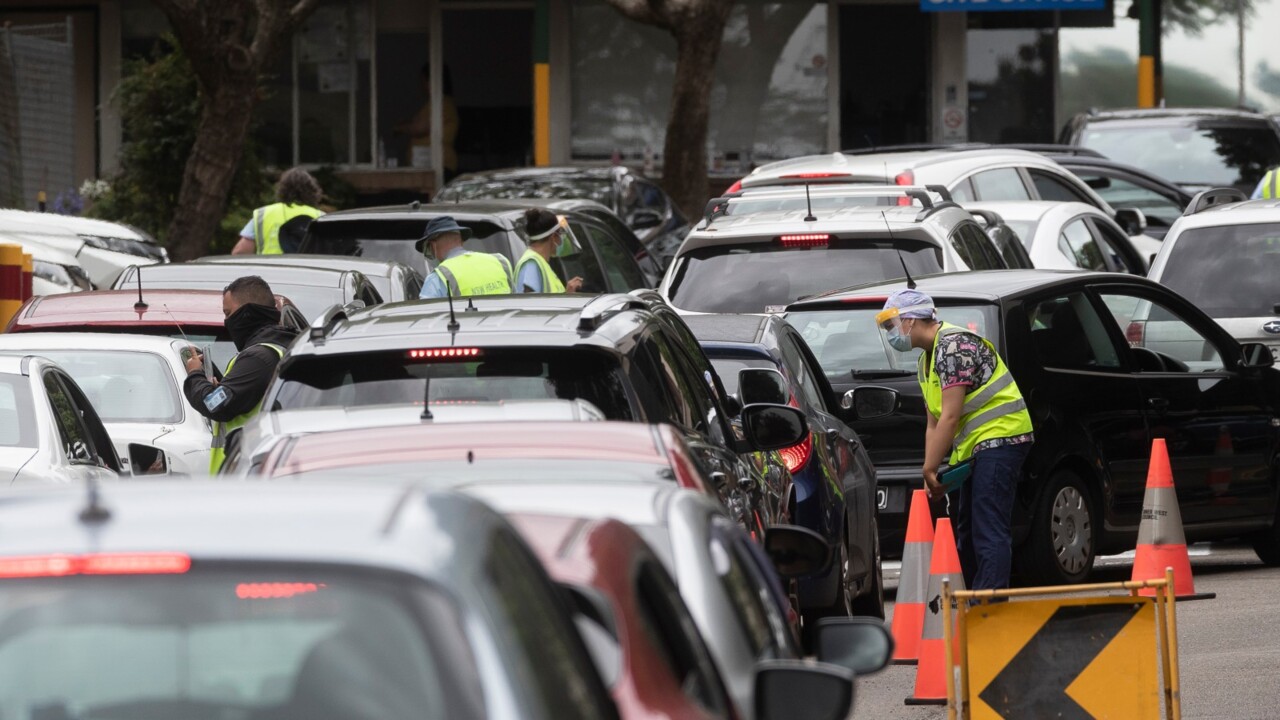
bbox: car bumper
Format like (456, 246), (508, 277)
(875, 465), (937, 560)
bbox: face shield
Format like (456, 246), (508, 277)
(875, 304), (934, 353)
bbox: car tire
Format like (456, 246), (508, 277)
(849, 519), (885, 619)
(1016, 469), (1096, 586)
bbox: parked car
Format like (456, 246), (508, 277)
(0, 230), (94, 294)
(113, 262), (383, 320)
(264, 293), (806, 538)
(1045, 153), (1193, 240)
(4, 289), (308, 369)
(0, 209), (166, 286)
(301, 199), (653, 293)
(785, 269), (1280, 580)
(195, 253), (425, 301)
(0, 353), (122, 483)
(435, 165), (685, 274)
(0, 481), (623, 720)
(685, 313), (887, 622)
(1148, 191), (1280, 361)
(660, 186), (997, 315)
(0, 333), (212, 475)
(964, 201), (1149, 272)
(1060, 107), (1280, 194)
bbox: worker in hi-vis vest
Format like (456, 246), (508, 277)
(1252, 167), (1280, 200)
(876, 288), (1034, 590)
(231, 167), (324, 255)
(416, 216), (514, 298)
(182, 276), (298, 473)
(516, 208), (583, 293)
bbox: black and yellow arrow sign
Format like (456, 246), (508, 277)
(967, 596), (1159, 719)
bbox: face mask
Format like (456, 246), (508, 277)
(225, 303), (281, 352)
(888, 324), (914, 352)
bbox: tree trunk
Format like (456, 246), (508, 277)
(164, 84), (257, 261)
(662, 7), (732, 222)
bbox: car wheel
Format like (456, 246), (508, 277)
(1017, 469), (1095, 585)
(849, 520), (885, 619)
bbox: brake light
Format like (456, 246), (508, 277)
(1125, 321), (1145, 347)
(779, 435), (813, 474)
(894, 170), (914, 206)
(726, 180), (742, 193)
(237, 582), (323, 599)
(407, 348), (482, 360)
(667, 447), (708, 493)
(840, 295), (888, 305)
(0, 553), (191, 579)
(780, 172), (851, 180)
(777, 234), (831, 248)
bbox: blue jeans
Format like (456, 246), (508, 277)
(953, 443), (1030, 590)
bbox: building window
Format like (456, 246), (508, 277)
(569, 0), (828, 167)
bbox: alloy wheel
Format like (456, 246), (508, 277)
(1050, 485), (1092, 576)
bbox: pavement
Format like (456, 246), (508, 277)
(852, 543), (1280, 719)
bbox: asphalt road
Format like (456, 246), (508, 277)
(852, 543), (1280, 719)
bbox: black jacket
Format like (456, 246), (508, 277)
(184, 324), (298, 423)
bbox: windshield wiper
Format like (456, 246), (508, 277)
(852, 368), (914, 380)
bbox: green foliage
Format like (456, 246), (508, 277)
(1164, 0), (1254, 36)
(88, 36), (271, 253)
(1061, 46), (1237, 116)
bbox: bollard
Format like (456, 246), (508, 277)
(21, 252), (31, 301)
(0, 244), (24, 328)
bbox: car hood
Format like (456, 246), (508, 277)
(0, 447), (37, 483)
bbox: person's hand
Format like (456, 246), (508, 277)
(922, 467), (943, 499)
(566, 277), (584, 293)
(183, 346), (204, 375)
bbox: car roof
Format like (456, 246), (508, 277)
(463, 480), (680, 528)
(962, 200), (1105, 223)
(687, 204), (960, 247)
(1077, 107), (1271, 123)
(125, 262), (349, 287)
(787, 268), (1136, 307)
(251, 400), (605, 439)
(196, 254), (406, 278)
(743, 148), (1057, 186)
(446, 166), (624, 184)
(0, 231), (83, 265)
(1172, 198), (1280, 231)
(0, 332), (183, 353)
(0, 354), (28, 375)
(11, 289), (227, 327)
(312, 199), (607, 225)
(0, 209), (149, 242)
(0, 482), (510, 579)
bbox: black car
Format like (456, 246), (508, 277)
(685, 313), (890, 622)
(265, 292), (807, 539)
(785, 269), (1280, 584)
(194, 254), (425, 302)
(435, 165), (687, 273)
(1060, 107), (1280, 194)
(1046, 154), (1194, 240)
(113, 262), (384, 321)
(300, 199), (653, 294)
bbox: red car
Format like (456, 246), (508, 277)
(509, 513), (739, 720)
(3, 289), (307, 368)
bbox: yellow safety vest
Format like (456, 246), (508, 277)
(254, 202), (322, 255)
(433, 251), (513, 296)
(208, 343), (286, 474)
(1262, 169), (1280, 200)
(918, 322), (1033, 463)
(516, 248), (566, 293)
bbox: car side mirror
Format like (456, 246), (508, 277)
(127, 443), (169, 476)
(738, 367), (789, 405)
(841, 386), (899, 420)
(813, 617), (894, 674)
(1114, 208), (1148, 236)
(764, 524), (832, 578)
(755, 660), (854, 720)
(629, 209), (663, 230)
(1240, 342), (1275, 369)
(1085, 176), (1112, 190)
(741, 404), (807, 452)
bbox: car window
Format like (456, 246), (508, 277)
(0, 376), (35, 447)
(560, 221), (609, 293)
(1025, 293), (1123, 371)
(582, 222), (648, 291)
(1028, 169), (1091, 203)
(950, 177), (976, 202)
(404, 269), (425, 299)
(709, 523), (775, 659)
(781, 335), (826, 411)
(1089, 218), (1144, 274)
(649, 331), (712, 434)
(1158, 222), (1280, 319)
(1058, 218), (1108, 271)
(29, 351), (181, 424)
(989, 225), (1034, 269)
(1080, 122), (1280, 187)
(951, 223), (1005, 270)
(629, 332), (695, 427)
(43, 371), (97, 463)
(970, 168), (1031, 201)
(1080, 173), (1183, 228)
(1096, 291), (1225, 373)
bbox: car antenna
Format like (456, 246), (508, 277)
(445, 284), (460, 333)
(420, 365), (434, 420)
(133, 267), (147, 312)
(882, 211), (917, 290)
(803, 182), (817, 222)
(465, 297), (477, 312)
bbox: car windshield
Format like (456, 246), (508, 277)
(667, 238), (944, 313)
(439, 177), (615, 207)
(0, 376), (35, 447)
(271, 348), (635, 420)
(1080, 123), (1280, 187)
(302, 219), (517, 278)
(0, 565), (483, 720)
(22, 350), (182, 424)
(785, 304), (1000, 380)
(1075, 173), (1184, 228)
(1159, 222), (1280, 318)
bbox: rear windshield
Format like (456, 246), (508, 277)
(438, 178), (614, 206)
(26, 350), (182, 424)
(1160, 222), (1280, 318)
(0, 565), (483, 719)
(0, 376), (34, 447)
(272, 348), (636, 420)
(785, 304), (1000, 381)
(27, 327), (237, 371)
(668, 238), (944, 314)
(303, 219), (518, 277)
(1080, 123), (1280, 187)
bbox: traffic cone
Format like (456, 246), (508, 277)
(1131, 438), (1215, 601)
(891, 489), (933, 665)
(905, 517), (964, 706)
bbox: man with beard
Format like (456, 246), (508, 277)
(182, 275), (298, 473)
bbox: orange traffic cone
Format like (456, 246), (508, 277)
(905, 517), (964, 706)
(891, 489), (933, 665)
(1131, 438), (1215, 601)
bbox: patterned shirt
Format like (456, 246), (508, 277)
(933, 331), (1033, 454)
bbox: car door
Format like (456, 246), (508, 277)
(965, 168), (1033, 201)
(578, 219), (650, 292)
(1057, 216), (1113, 272)
(1086, 216), (1148, 274)
(1091, 284), (1277, 528)
(559, 220), (610, 294)
(1025, 168), (1096, 204)
(949, 221), (1008, 270)
(41, 370), (118, 482)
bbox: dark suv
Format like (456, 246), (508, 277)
(263, 292), (808, 538)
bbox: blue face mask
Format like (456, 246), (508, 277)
(888, 328), (913, 352)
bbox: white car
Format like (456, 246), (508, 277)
(0, 231), (95, 295)
(0, 210), (164, 288)
(0, 334), (211, 476)
(0, 354), (121, 484)
(963, 201), (1148, 274)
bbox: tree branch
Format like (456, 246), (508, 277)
(600, 0), (670, 30)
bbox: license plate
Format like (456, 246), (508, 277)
(876, 488), (889, 511)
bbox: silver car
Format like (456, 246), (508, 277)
(963, 201), (1149, 274)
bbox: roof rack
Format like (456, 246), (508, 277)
(840, 142), (991, 155)
(627, 288), (668, 309)
(724, 184), (949, 208)
(309, 304), (349, 344)
(577, 294), (647, 332)
(1183, 187), (1248, 216)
